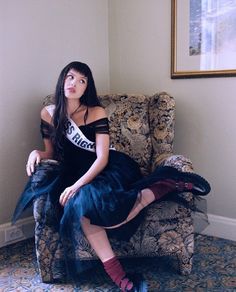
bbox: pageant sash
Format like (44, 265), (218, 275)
(65, 117), (115, 152)
(45, 105), (115, 152)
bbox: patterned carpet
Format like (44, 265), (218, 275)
(0, 234), (235, 291)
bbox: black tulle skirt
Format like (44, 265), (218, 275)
(12, 150), (145, 275)
(13, 150), (144, 225)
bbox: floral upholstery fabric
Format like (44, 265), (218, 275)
(149, 92), (175, 169)
(100, 94), (152, 176)
(35, 92), (195, 282)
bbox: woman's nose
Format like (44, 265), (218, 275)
(71, 79), (76, 86)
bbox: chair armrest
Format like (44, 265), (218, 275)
(159, 154), (194, 173)
(157, 154), (194, 204)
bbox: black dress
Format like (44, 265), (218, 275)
(60, 117), (144, 228)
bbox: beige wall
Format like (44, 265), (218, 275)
(0, 0), (109, 224)
(109, 0), (236, 220)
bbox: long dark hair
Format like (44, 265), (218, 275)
(52, 61), (101, 159)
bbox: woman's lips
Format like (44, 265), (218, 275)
(67, 87), (76, 93)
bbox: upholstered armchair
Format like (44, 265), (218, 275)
(34, 92), (195, 283)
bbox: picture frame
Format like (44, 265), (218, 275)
(171, 0), (236, 79)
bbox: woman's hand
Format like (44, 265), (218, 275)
(26, 150), (41, 176)
(59, 185), (80, 206)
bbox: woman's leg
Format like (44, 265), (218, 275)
(106, 179), (193, 229)
(125, 179), (189, 223)
(81, 216), (140, 291)
(104, 188), (155, 229)
(80, 182), (179, 288)
(81, 217), (115, 261)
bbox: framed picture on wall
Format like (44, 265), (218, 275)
(171, 0), (236, 78)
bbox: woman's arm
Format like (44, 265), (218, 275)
(26, 107), (54, 176)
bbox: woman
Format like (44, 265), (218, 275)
(13, 61), (210, 292)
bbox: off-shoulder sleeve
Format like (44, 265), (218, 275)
(40, 119), (54, 139)
(93, 118), (110, 134)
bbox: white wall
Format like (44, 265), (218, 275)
(0, 0), (109, 224)
(109, 0), (236, 221)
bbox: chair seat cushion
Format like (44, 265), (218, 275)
(146, 200), (191, 221)
(110, 201), (193, 258)
(75, 201), (192, 259)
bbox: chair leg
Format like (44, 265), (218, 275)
(34, 197), (66, 283)
(35, 224), (58, 282)
(177, 252), (193, 275)
(177, 232), (194, 275)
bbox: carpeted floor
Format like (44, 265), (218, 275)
(0, 234), (235, 291)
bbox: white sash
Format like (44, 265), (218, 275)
(44, 105), (115, 152)
(65, 117), (115, 152)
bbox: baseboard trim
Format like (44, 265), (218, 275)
(200, 213), (236, 242)
(1, 213), (235, 248)
(0, 217), (35, 248)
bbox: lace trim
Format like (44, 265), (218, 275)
(92, 118), (109, 134)
(40, 119), (54, 139)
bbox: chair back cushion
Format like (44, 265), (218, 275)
(43, 92), (175, 175)
(100, 94), (152, 175)
(148, 92), (175, 169)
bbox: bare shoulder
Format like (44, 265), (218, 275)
(89, 106), (107, 121)
(40, 106), (54, 124)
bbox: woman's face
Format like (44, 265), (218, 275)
(64, 69), (88, 100)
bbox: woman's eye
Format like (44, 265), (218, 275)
(79, 79), (86, 84)
(66, 74), (73, 80)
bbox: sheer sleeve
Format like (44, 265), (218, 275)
(93, 118), (110, 134)
(40, 119), (54, 139)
